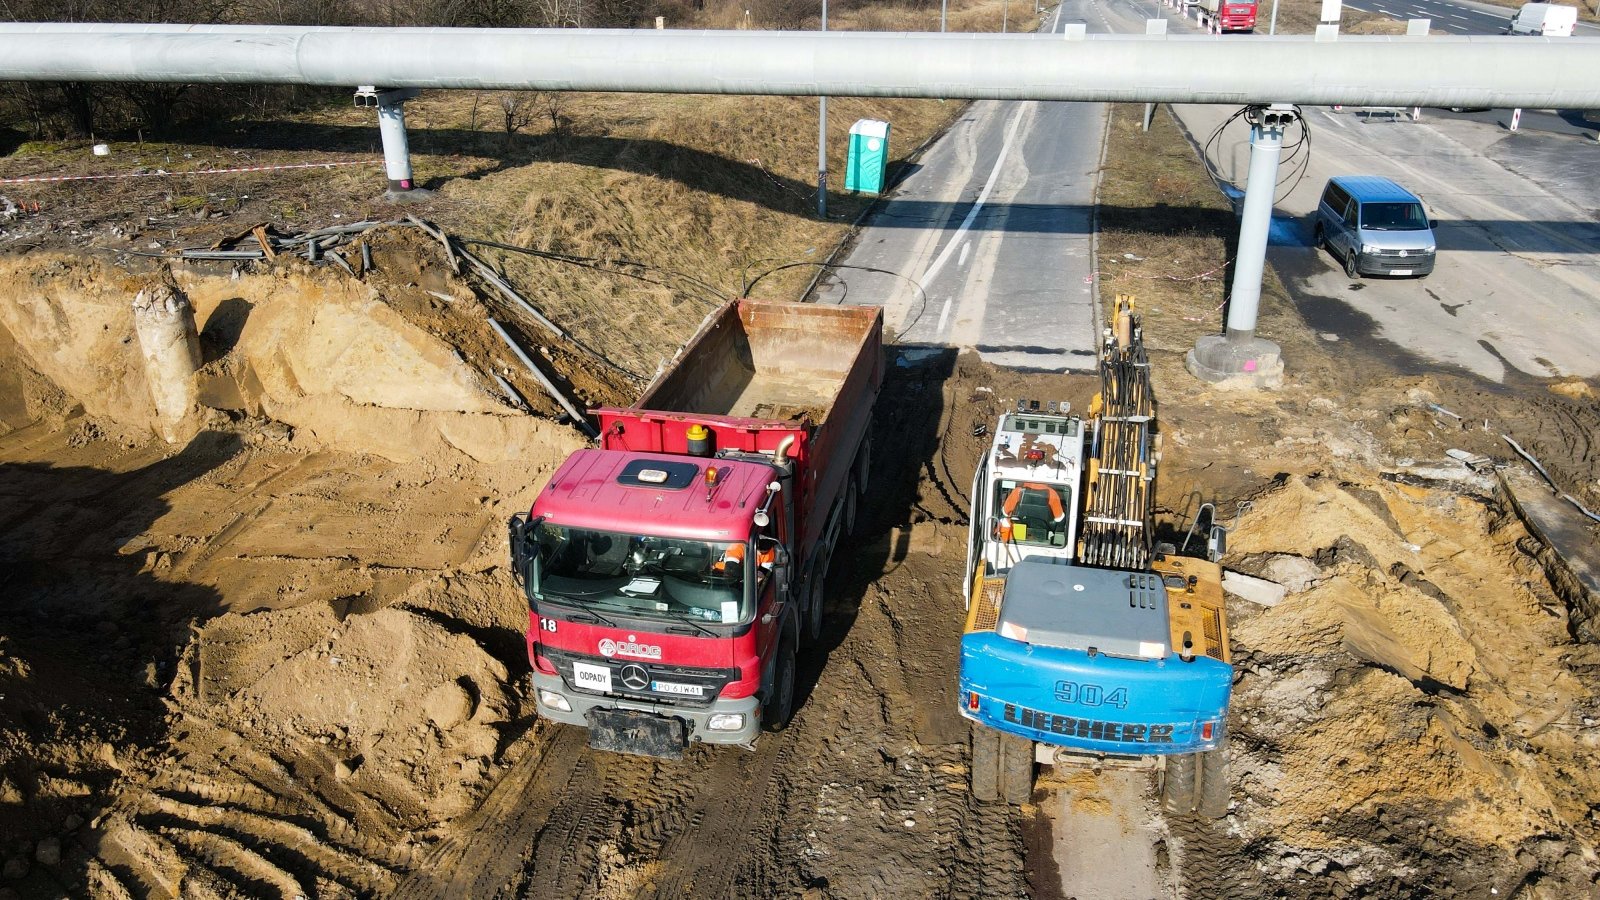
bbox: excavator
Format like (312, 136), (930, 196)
(958, 298), (1233, 817)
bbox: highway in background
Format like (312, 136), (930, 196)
(1153, 0), (1600, 381)
(1339, 0), (1600, 34)
(811, 3), (1105, 372)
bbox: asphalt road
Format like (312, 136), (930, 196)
(1339, 0), (1600, 35)
(1155, 1), (1600, 381)
(810, 2), (1107, 372)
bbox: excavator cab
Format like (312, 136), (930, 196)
(995, 481), (1070, 548)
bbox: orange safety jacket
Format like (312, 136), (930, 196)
(1001, 482), (1066, 522)
(713, 542), (775, 572)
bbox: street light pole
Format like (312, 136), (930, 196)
(941, 0), (948, 32)
(818, 0), (828, 219)
(1270, 0), (1280, 33)
(1004, 0), (1010, 31)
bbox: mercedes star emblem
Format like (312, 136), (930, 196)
(620, 664), (650, 691)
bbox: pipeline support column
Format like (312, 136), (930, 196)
(359, 86), (422, 196)
(1186, 103), (1292, 390)
(132, 282), (202, 443)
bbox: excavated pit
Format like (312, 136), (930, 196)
(1, 238), (1598, 898)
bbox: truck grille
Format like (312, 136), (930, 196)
(541, 646), (737, 708)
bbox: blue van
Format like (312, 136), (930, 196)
(1314, 176), (1437, 278)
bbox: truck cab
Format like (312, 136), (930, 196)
(512, 449), (797, 756)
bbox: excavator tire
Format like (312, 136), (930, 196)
(1161, 753), (1199, 817)
(998, 734), (1035, 805)
(970, 725), (1002, 803)
(1197, 743), (1230, 819)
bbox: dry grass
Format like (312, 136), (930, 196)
(0, 0), (1025, 380)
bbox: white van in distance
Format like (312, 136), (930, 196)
(1507, 3), (1578, 36)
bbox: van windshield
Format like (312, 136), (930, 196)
(1360, 202), (1429, 231)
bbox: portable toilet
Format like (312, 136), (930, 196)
(845, 119), (891, 195)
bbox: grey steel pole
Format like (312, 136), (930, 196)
(941, 0), (948, 31)
(818, 0), (827, 219)
(1270, 0), (1279, 34)
(1224, 107), (1289, 339)
(1185, 104), (1294, 388)
(1004, 0), (1010, 32)
(375, 89), (418, 192)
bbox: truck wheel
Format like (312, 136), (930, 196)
(844, 475), (860, 536)
(999, 734), (1035, 804)
(1344, 249), (1361, 279)
(1313, 222), (1326, 250)
(803, 550), (830, 646)
(1197, 743), (1230, 819)
(1161, 753), (1199, 817)
(970, 725), (1001, 803)
(762, 642), (796, 732)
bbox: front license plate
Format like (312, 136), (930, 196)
(651, 681), (706, 697)
(1390, 269), (1412, 276)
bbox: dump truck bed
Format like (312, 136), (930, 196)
(592, 298), (883, 563)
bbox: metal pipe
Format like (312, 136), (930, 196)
(2, 25), (1599, 108)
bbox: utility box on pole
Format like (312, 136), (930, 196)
(845, 119), (890, 195)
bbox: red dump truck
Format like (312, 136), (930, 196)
(1194, 0), (1257, 32)
(509, 299), (882, 757)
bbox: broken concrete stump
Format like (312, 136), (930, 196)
(132, 283), (202, 443)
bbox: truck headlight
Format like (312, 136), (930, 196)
(1361, 244), (1377, 255)
(1424, 245), (1436, 254)
(708, 713), (745, 731)
(538, 689), (572, 712)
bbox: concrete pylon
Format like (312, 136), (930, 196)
(132, 283), (202, 443)
(1187, 103), (1292, 390)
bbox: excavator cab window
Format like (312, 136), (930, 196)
(993, 480), (1069, 548)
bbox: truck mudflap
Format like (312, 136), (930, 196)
(585, 707), (688, 760)
(958, 632), (1232, 756)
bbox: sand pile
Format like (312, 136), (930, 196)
(1219, 474), (1600, 893)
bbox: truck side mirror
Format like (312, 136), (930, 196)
(761, 538), (790, 572)
(508, 514), (543, 588)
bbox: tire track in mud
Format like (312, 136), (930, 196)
(641, 738), (791, 899)
(1168, 813), (1274, 900)
(391, 725), (587, 899)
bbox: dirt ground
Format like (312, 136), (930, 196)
(3, 58), (1600, 900)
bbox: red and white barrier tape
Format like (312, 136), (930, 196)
(0, 159), (378, 185)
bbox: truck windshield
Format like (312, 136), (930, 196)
(532, 523), (752, 625)
(1360, 202), (1429, 231)
(993, 480), (1071, 549)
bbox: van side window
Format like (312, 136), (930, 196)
(1323, 183), (1349, 213)
(1342, 197), (1359, 225)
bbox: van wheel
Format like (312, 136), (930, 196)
(762, 642), (796, 732)
(1344, 249), (1361, 279)
(1313, 223), (1326, 250)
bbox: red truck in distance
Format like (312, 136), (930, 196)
(509, 299), (882, 758)
(1194, 0), (1258, 33)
